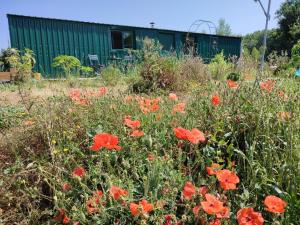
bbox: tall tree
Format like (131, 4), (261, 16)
(216, 18), (232, 36)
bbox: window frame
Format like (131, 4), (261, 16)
(111, 29), (134, 50)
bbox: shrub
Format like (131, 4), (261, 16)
(208, 51), (232, 80)
(291, 41), (300, 68)
(52, 55), (81, 77)
(227, 72), (241, 81)
(80, 66), (94, 77)
(101, 65), (123, 86)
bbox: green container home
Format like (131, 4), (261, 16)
(7, 14), (242, 77)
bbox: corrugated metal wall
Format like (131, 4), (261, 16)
(8, 14), (241, 77)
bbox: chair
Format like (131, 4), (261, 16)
(88, 54), (104, 75)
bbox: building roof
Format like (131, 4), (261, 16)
(7, 14), (241, 39)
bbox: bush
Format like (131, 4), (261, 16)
(80, 66), (94, 77)
(227, 72), (241, 81)
(101, 65), (123, 86)
(208, 51), (232, 80)
(52, 55), (81, 77)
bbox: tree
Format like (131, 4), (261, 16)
(216, 18), (232, 36)
(52, 55), (81, 77)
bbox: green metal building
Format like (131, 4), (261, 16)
(8, 14), (242, 77)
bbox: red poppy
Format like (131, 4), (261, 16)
(182, 181), (196, 200)
(193, 205), (201, 217)
(199, 186), (209, 197)
(63, 215), (71, 224)
(53, 209), (71, 224)
(147, 154), (155, 161)
(173, 102), (186, 114)
(169, 93), (178, 101)
(129, 200), (154, 217)
(174, 127), (189, 140)
(211, 95), (220, 106)
(216, 207), (230, 219)
(69, 89), (81, 101)
(139, 98), (160, 113)
(216, 169), (240, 190)
(124, 116), (141, 129)
(206, 163), (222, 175)
(90, 133), (121, 151)
(186, 128), (205, 144)
(209, 219), (221, 225)
(201, 194), (224, 215)
(264, 195), (287, 213)
(164, 214), (173, 225)
(110, 186), (128, 201)
(72, 167), (85, 178)
(227, 80), (238, 89)
(237, 208), (264, 225)
(130, 130), (145, 137)
(62, 182), (71, 192)
(86, 190), (103, 214)
(260, 79), (276, 92)
(98, 87), (107, 96)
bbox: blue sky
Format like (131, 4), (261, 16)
(0, 0), (285, 50)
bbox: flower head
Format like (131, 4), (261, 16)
(129, 200), (154, 217)
(211, 95), (220, 106)
(124, 116), (141, 129)
(227, 80), (238, 89)
(216, 169), (240, 190)
(201, 194), (224, 215)
(260, 79), (276, 92)
(264, 195), (287, 213)
(91, 133), (121, 151)
(72, 167), (85, 178)
(186, 128), (205, 144)
(174, 127), (189, 140)
(182, 181), (196, 200)
(206, 163), (222, 175)
(237, 208), (264, 225)
(130, 130), (145, 137)
(169, 93), (178, 101)
(110, 186), (128, 201)
(173, 102), (186, 114)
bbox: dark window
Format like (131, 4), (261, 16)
(111, 30), (133, 49)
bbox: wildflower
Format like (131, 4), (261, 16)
(164, 214), (173, 225)
(156, 114), (162, 121)
(173, 102), (186, 114)
(206, 163), (222, 176)
(182, 181), (196, 200)
(169, 93), (178, 101)
(98, 87), (107, 96)
(69, 89), (81, 101)
(63, 216), (71, 224)
(72, 167), (85, 178)
(201, 194), (224, 215)
(129, 200), (154, 217)
(174, 127), (189, 140)
(130, 130), (145, 137)
(260, 79), (275, 92)
(124, 95), (134, 103)
(216, 169), (240, 190)
(199, 186), (209, 197)
(62, 182), (71, 192)
(86, 190), (103, 214)
(209, 219), (221, 225)
(53, 209), (71, 224)
(216, 207), (230, 219)
(186, 128), (205, 144)
(264, 195), (287, 213)
(278, 90), (289, 101)
(147, 154), (155, 161)
(237, 208), (264, 225)
(227, 80), (238, 89)
(23, 120), (35, 126)
(91, 133), (121, 151)
(193, 205), (201, 217)
(110, 186), (128, 201)
(124, 116), (141, 129)
(211, 95), (220, 106)
(277, 111), (291, 120)
(139, 98), (160, 113)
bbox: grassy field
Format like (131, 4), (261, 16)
(0, 76), (299, 225)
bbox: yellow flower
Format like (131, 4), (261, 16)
(63, 148), (69, 152)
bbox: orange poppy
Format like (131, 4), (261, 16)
(62, 182), (71, 192)
(278, 90), (289, 101)
(91, 133), (121, 151)
(216, 169), (240, 190)
(199, 186), (209, 197)
(260, 80), (275, 92)
(130, 130), (145, 137)
(147, 154), (155, 161)
(173, 102), (186, 114)
(186, 128), (206, 144)
(227, 80), (238, 89)
(63, 216), (71, 224)
(237, 208), (264, 225)
(193, 205), (201, 217)
(201, 194), (224, 215)
(182, 181), (196, 200)
(129, 200), (154, 217)
(211, 95), (220, 106)
(72, 167), (85, 178)
(277, 111), (291, 120)
(264, 195), (287, 213)
(206, 163), (222, 175)
(173, 127), (189, 140)
(98, 87), (107, 96)
(124, 116), (141, 129)
(110, 186), (128, 200)
(86, 190), (103, 214)
(53, 209), (71, 224)
(139, 98), (160, 113)
(169, 93), (178, 101)
(209, 219), (221, 225)
(216, 207), (230, 219)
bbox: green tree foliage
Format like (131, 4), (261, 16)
(52, 55), (81, 77)
(216, 18), (232, 36)
(291, 41), (300, 67)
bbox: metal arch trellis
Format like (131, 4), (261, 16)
(186, 19), (218, 61)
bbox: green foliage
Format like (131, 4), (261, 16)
(226, 72), (240, 81)
(291, 41), (300, 67)
(208, 51), (232, 80)
(52, 55), (81, 77)
(101, 65), (123, 86)
(80, 66), (94, 77)
(216, 18), (232, 36)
